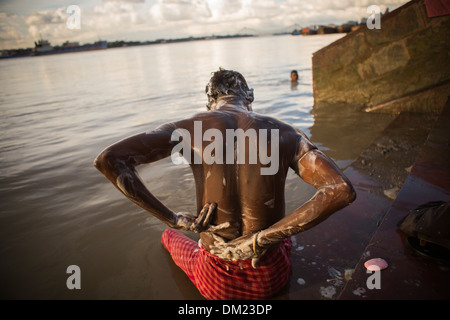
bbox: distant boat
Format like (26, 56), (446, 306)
(0, 49), (33, 59)
(32, 39), (107, 56)
(34, 39), (54, 53)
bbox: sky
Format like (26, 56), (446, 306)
(0, 0), (409, 50)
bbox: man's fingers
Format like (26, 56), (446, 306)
(251, 257), (261, 269)
(202, 203), (216, 227)
(210, 232), (226, 244)
(194, 203), (211, 230)
(206, 221), (230, 232)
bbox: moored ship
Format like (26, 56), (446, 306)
(33, 39), (107, 56)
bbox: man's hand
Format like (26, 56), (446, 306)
(175, 203), (230, 233)
(208, 232), (268, 268)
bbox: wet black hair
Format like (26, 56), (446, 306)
(205, 68), (254, 110)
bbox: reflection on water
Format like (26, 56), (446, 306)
(311, 102), (396, 169)
(0, 34), (394, 299)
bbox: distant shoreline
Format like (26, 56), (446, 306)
(0, 34), (256, 59)
(1, 27), (357, 60)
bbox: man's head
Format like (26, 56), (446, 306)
(290, 70), (298, 81)
(205, 68), (254, 111)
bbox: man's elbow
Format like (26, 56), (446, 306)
(94, 149), (113, 174)
(340, 181), (356, 205)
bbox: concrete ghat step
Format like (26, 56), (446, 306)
(338, 98), (450, 300)
(274, 109), (437, 299)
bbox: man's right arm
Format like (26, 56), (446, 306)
(207, 133), (356, 264)
(256, 136), (356, 248)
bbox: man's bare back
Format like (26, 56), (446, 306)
(166, 99), (315, 253)
(94, 69), (356, 267)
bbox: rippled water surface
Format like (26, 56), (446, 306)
(0, 34), (395, 299)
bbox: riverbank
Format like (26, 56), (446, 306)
(272, 99), (449, 300)
(339, 98), (450, 299)
(312, 0), (450, 114)
(291, 0), (450, 299)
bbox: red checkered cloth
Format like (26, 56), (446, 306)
(161, 228), (292, 300)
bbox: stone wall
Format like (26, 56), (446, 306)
(312, 0), (450, 113)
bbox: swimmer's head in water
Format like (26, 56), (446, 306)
(291, 70), (298, 81)
(205, 68), (254, 111)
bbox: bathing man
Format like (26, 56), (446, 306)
(94, 69), (356, 300)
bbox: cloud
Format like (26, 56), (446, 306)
(0, 13), (28, 43)
(0, 0), (410, 50)
(92, 1), (151, 25)
(9, 1), (157, 48)
(283, 0), (406, 14)
(25, 7), (67, 25)
(150, 0), (212, 22)
(102, 0), (146, 2)
(217, 0), (243, 16)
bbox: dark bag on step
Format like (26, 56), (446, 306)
(397, 201), (450, 250)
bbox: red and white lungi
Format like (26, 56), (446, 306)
(161, 228), (292, 300)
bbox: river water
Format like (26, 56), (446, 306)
(0, 34), (395, 299)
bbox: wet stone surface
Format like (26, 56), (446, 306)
(351, 112), (437, 197)
(274, 110), (441, 300)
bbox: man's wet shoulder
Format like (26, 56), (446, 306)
(253, 113), (306, 134)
